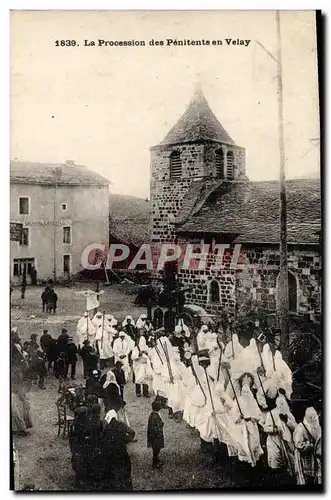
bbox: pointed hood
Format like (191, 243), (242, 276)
(159, 87), (235, 147)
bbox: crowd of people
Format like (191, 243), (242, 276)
(11, 308), (322, 490)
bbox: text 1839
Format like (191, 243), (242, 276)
(55, 40), (78, 47)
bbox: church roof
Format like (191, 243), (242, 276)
(157, 88), (236, 147)
(10, 161), (110, 186)
(109, 194), (150, 247)
(176, 179), (321, 245)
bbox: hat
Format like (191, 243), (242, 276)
(43, 329), (48, 334)
(11, 327), (18, 334)
(92, 370), (98, 375)
(62, 328), (68, 334)
(83, 339), (89, 345)
(30, 334), (37, 340)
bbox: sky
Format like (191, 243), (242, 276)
(11, 10), (320, 199)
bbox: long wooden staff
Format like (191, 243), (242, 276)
(231, 333), (235, 359)
(160, 340), (174, 384)
(256, 370), (294, 474)
(256, 370), (277, 429)
(101, 311), (105, 342)
(217, 345), (223, 382)
(191, 364), (207, 405)
(225, 366), (243, 418)
(272, 351), (276, 371)
(255, 339), (265, 372)
(203, 367), (216, 415)
(154, 344), (164, 365)
(164, 341), (174, 384)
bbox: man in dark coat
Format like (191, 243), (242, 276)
(40, 330), (52, 354)
(79, 340), (98, 378)
(29, 334), (39, 354)
(47, 289), (58, 314)
(85, 370), (102, 398)
(147, 400), (165, 469)
(64, 337), (78, 380)
(101, 411), (135, 490)
(30, 266), (37, 286)
(112, 361), (126, 400)
(46, 337), (58, 372)
(164, 308), (176, 334)
(57, 328), (69, 353)
(29, 345), (46, 389)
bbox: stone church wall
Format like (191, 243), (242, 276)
(176, 239), (321, 320)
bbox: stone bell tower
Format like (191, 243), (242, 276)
(150, 85), (246, 243)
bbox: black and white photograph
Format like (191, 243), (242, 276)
(9, 9), (322, 492)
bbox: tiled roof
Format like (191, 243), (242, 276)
(157, 88), (236, 147)
(176, 179), (321, 245)
(110, 220), (150, 247)
(10, 161), (110, 186)
(109, 195), (150, 247)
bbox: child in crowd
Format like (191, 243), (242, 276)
(147, 400), (164, 469)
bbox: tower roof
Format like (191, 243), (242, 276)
(158, 87), (235, 147)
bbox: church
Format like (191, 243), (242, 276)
(150, 87), (321, 320)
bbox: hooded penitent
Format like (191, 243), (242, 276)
(104, 409), (118, 425)
(136, 314), (147, 330)
(293, 407), (322, 485)
(103, 370), (120, 391)
(196, 325), (209, 351)
(177, 319), (191, 338)
(122, 315), (135, 327)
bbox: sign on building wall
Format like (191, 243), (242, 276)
(10, 222), (23, 242)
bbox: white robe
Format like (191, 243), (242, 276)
(113, 335), (134, 377)
(131, 337), (151, 386)
(230, 389), (263, 466)
(264, 408), (297, 471)
(77, 315), (96, 346)
(196, 329), (209, 351)
(274, 350), (293, 398)
(97, 320), (115, 360)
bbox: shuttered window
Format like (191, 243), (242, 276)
(20, 228), (29, 246)
(227, 151), (234, 180)
(215, 149), (224, 178)
(63, 226), (71, 244)
(170, 150), (182, 179)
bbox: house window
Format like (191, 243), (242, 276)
(215, 149), (224, 178)
(61, 203), (68, 211)
(13, 258), (35, 277)
(63, 254), (71, 274)
(226, 151), (234, 180)
(210, 280), (220, 303)
(170, 150), (182, 179)
(19, 197), (29, 215)
(20, 228), (29, 247)
(63, 226), (71, 244)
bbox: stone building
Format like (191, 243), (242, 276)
(150, 88), (321, 319)
(10, 161), (110, 282)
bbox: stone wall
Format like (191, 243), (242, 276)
(150, 143), (204, 243)
(203, 143), (245, 179)
(176, 239), (321, 319)
(150, 141), (246, 243)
